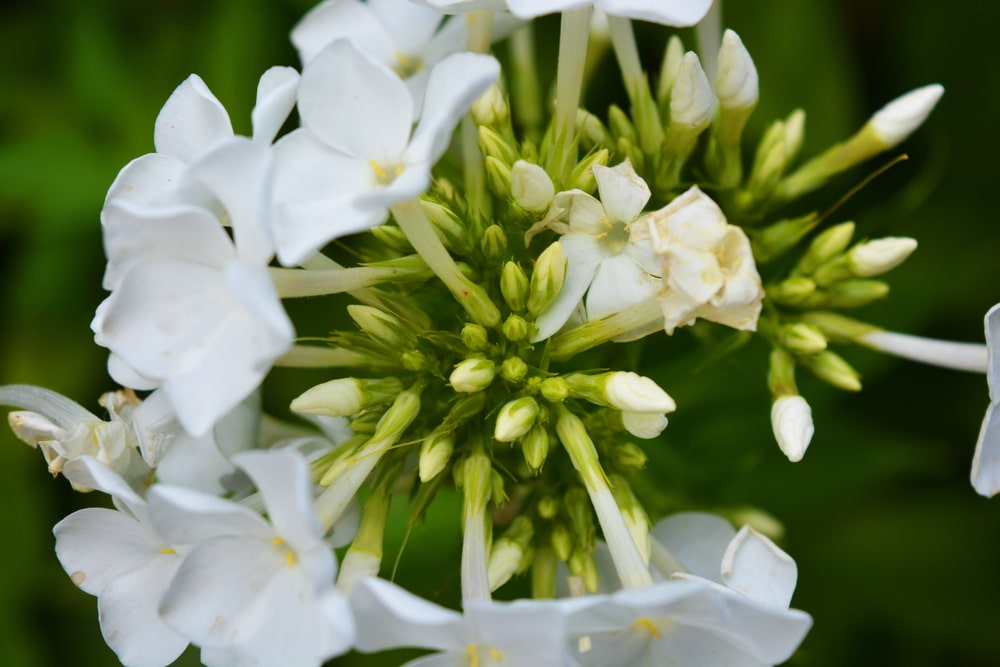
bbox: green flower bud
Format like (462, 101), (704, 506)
(536, 494), (559, 520)
(612, 441), (649, 473)
(471, 83), (509, 128)
(401, 349), (432, 372)
(656, 34), (685, 109)
(801, 350), (862, 391)
(609, 475), (651, 565)
(490, 470), (508, 507)
(749, 213), (820, 263)
(527, 241), (566, 317)
(576, 108), (614, 149)
(550, 523), (574, 562)
(568, 148), (610, 194)
(495, 397), (540, 443)
(419, 432), (454, 483)
(565, 487), (595, 551)
(511, 160), (555, 213)
(501, 261), (530, 313)
(450, 358), (496, 393)
(767, 347), (798, 397)
(371, 383), (424, 443)
(810, 280), (890, 309)
(481, 224), (508, 264)
(795, 222), (855, 276)
(500, 356), (529, 384)
(522, 424), (550, 472)
(766, 276), (817, 306)
(502, 314), (530, 343)
(461, 450), (493, 516)
(532, 546), (557, 599)
(608, 104), (637, 143)
(461, 323), (490, 352)
(347, 305), (416, 349)
(487, 515), (533, 591)
(540, 377), (570, 403)
(779, 322), (828, 355)
(443, 393), (489, 430)
(478, 125), (518, 167)
(568, 548), (600, 593)
(799, 311), (879, 343)
(485, 155), (513, 197)
(420, 199), (471, 255)
(369, 223), (412, 253)
(291, 377), (403, 417)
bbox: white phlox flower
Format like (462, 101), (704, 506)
(634, 185), (764, 334)
(270, 39), (499, 265)
(414, 0), (713, 25)
(53, 456), (189, 667)
(0, 384), (150, 490)
(531, 160), (662, 342)
(565, 512), (810, 667)
(147, 449), (354, 667)
(351, 577), (573, 666)
(292, 0), (519, 118)
(972, 302), (1000, 497)
(92, 199), (294, 437)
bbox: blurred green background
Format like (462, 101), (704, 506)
(1, 1), (998, 665)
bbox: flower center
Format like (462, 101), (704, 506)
(272, 536), (297, 567)
(596, 216), (631, 254)
(393, 51), (424, 78)
(634, 617), (665, 639)
(465, 644), (504, 666)
(370, 160), (405, 187)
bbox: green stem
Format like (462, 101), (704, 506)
(549, 7), (592, 184)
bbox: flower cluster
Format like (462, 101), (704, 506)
(2, 1), (996, 666)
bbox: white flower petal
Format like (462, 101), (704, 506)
(721, 526), (798, 609)
(104, 153), (187, 208)
(153, 75), (233, 163)
(299, 40), (413, 161)
(987, 302), (1000, 400)
(251, 66), (300, 145)
(291, 0), (397, 66)
(710, 593), (813, 665)
(532, 235), (605, 341)
(405, 51), (500, 165)
(972, 402), (1000, 497)
(592, 161), (650, 224)
(234, 450), (323, 551)
(148, 485), (272, 544)
(97, 554), (188, 667)
(60, 456), (144, 507)
(506, 0), (587, 18)
(54, 507), (163, 596)
(350, 577), (464, 653)
(369, 0), (444, 57)
(585, 252), (661, 321)
(597, 0), (713, 26)
(651, 512), (735, 583)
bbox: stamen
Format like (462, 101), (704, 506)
(634, 618), (661, 639)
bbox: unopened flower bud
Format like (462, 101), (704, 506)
(771, 395), (814, 462)
(795, 222), (855, 276)
(501, 261), (530, 313)
(609, 474), (651, 565)
(670, 52), (716, 130)
(550, 523), (574, 562)
(291, 377), (402, 417)
(847, 237), (918, 277)
(766, 276), (816, 306)
(500, 356), (529, 384)
(817, 279), (890, 309)
(540, 377), (569, 403)
(419, 432), (455, 482)
(485, 155), (513, 197)
(621, 412), (668, 440)
(461, 450), (493, 516)
(502, 314), (530, 343)
(461, 323), (490, 351)
(568, 549), (599, 593)
(527, 242), (566, 317)
(488, 516), (533, 591)
(421, 199), (471, 255)
(656, 34), (685, 108)
(802, 350), (862, 392)
(369, 223), (412, 253)
(749, 213), (820, 263)
(568, 148), (610, 194)
(612, 441), (649, 472)
(608, 104), (637, 143)
(491, 470), (508, 507)
(347, 305), (415, 349)
(868, 84), (944, 148)
(401, 349), (432, 372)
(472, 83), (509, 128)
(494, 397), (540, 443)
(511, 160), (555, 213)
(522, 424), (550, 472)
(767, 347), (797, 397)
(536, 494), (559, 519)
(780, 323), (828, 355)
(716, 30), (758, 113)
(800, 311), (880, 343)
(478, 125), (518, 166)
(481, 224), (508, 264)
(450, 358), (496, 393)
(565, 487), (595, 550)
(577, 109), (614, 148)
(604, 372), (676, 413)
(371, 383), (424, 443)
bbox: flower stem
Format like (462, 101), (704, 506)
(274, 345), (372, 368)
(550, 300), (663, 360)
(548, 7), (592, 184)
(391, 199), (500, 327)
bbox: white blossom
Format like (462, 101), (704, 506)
(868, 84), (944, 147)
(972, 302), (1000, 497)
(271, 39), (499, 265)
(634, 185), (764, 334)
(531, 160), (662, 341)
(770, 395), (814, 463)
